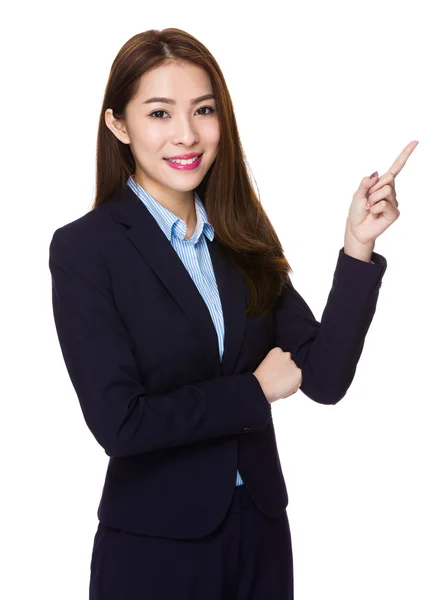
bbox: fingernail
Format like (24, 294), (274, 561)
(370, 171), (378, 179)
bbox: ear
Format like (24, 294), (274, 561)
(104, 108), (131, 145)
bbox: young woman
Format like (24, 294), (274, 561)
(48, 27), (417, 600)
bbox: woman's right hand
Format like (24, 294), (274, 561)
(253, 347), (303, 404)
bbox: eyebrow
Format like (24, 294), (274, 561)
(142, 93), (216, 106)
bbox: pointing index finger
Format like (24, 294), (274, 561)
(387, 140), (419, 177)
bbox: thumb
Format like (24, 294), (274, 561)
(354, 171), (379, 201)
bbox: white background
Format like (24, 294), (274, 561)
(2, 1), (441, 598)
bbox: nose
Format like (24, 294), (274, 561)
(171, 114), (199, 146)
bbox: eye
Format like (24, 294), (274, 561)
(197, 105), (216, 116)
(148, 105), (216, 119)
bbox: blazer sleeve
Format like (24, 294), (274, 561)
(272, 247), (387, 405)
(49, 228), (271, 458)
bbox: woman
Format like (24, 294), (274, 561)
(48, 27), (417, 600)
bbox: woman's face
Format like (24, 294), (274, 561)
(105, 61), (220, 203)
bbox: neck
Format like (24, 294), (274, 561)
(132, 173), (196, 225)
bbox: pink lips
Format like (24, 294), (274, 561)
(164, 154), (202, 171)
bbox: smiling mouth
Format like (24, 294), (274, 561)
(164, 153), (203, 163)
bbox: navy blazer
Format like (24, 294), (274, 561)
(49, 183), (387, 539)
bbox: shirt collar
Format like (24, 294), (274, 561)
(126, 175), (214, 244)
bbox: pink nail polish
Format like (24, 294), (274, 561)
(370, 171), (378, 179)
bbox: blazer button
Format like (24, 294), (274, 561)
(241, 426), (251, 433)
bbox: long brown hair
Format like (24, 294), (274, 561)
(93, 28), (293, 317)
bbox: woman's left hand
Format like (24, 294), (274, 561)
(345, 140), (419, 247)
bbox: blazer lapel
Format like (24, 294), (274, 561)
(206, 235), (247, 376)
(105, 184), (247, 377)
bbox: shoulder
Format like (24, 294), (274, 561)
(49, 202), (115, 260)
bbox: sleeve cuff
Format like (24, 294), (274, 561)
(335, 247), (387, 294)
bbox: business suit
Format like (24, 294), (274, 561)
(126, 174), (248, 488)
(49, 180), (387, 597)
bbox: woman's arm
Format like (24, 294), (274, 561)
(49, 228), (271, 458)
(272, 247), (387, 404)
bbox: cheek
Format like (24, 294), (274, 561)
(134, 126), (168, 155)
(204, 122), (220, 148)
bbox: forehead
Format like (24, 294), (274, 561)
(135, 62), (213, 101)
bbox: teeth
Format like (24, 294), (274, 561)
(167, 155), (200, 165)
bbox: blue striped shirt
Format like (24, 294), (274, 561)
(127, 176), (244, 487)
